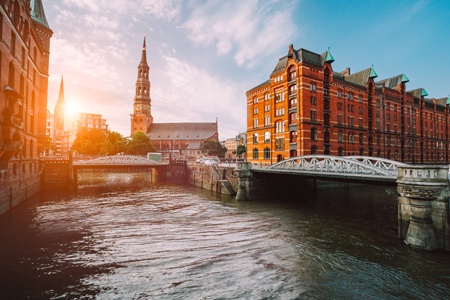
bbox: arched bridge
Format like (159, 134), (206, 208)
(252, 155), (409, 184)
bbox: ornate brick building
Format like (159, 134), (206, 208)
(246, 43), (450, 165)
(0, 0), (52, 214)
(130, 38), (218, 161)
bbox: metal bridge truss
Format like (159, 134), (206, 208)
(262, 155), (408, 182)
(73, 155), (164, 166)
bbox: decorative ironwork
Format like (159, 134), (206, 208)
(74, 155), (164, 166)
(262, 155), (408, 180)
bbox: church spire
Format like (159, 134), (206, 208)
(131, 37), (153, 135)
(141, 37), (147, 64)
(58, 76), (65, 102)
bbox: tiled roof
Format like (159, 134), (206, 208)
(148, 122), (217, 141)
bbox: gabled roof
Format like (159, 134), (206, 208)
(409, 88), (428, 98)
(148, 122), (218, 141)
(376, 74), (409, 89)
(344, 67), (373, 86)
(30, 0), (50, 28)
(272, 46), (327, 75)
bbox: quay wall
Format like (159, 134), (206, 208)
(188, 165), (238, 195)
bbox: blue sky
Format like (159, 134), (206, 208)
(44, 0), (450, 139)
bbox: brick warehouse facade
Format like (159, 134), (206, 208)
(246, 44), (450, 165)
(0, 0), (52, 214)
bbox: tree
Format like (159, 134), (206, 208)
(201, 140), (227, 158)
(236, 145), (246, 158)
(71, 128), (108, 155)
(106, 131), (127, 155)
(125, 131), (155, 155)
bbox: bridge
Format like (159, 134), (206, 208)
(73, 155), (167, 169)
(251, 155), (408, 184)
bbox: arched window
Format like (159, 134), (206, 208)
(264, 148), (270, 159)
(264, 131), (270, 143)
(311, 127), (317, 141)
(253, 133), (258, 144)
(252, 148), (259, 159)
(338, 147), (344, 156)
(311, 146), (318, 155)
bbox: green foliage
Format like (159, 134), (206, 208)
(71, 128), (108, 155)
(201, 140), (227, 158)
(236, 145), (246, 156)
(125, 131), (156, 155)
(106, 131), (127, 155)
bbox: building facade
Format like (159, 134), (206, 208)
(130, 37), (219, 161)
(246, 43), (450, 165)
(0, 0), (52, 214)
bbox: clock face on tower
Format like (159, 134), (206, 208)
(136, 104), (142, 112)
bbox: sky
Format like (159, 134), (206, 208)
(43, 0), (450, 140)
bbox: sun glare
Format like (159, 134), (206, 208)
(65, 100), (81, 116)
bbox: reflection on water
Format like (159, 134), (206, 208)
(0, 172), (449, 299)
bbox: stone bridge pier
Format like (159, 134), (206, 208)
(397, 166), (450, 251)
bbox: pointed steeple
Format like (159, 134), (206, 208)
(54, 76), (65, 139)
(30, 0), (50, 28)
(369, 65), (378, 79)
(140, 37), (148, 66)
(421, 88), (428, 97)
(401, 74), (409, 83)
(58, 76), (65, 103)
(324, 47), (335, 63)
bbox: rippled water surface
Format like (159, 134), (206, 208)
(1, 173), (449, 299)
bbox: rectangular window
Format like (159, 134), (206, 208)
(253, 108), (258, 114)
(310, 96), (316, 105)
(359, 118), (363, 128)
(358, 95), (362, 103)
(264, 116), (270, 126)
(338, 114), (343, 125)
(253, 119), (258, 128)
(310, 110), (317, 122)
(337, 90), (342, 98)
(310, 82), (316, 92)
(337, 102), (343, 110)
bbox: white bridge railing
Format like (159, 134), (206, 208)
(73, 155), (163, 166)
(254, 155), (408, 181)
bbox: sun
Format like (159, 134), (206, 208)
(65, 100), (81, 116)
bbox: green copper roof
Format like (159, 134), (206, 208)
(30, 0), (50, 28)
(401, 74), (409, 83)
(421, 88), (428, 97)
(369, 65), (378, 78)
(324, 47), (335, 63)
(447, 97), (450, 105)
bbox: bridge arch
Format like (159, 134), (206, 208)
(267, 155), (408, 179)
(73, 155), (163, 166)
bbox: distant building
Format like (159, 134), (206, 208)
(0, 0), (52, 214)
(130, 38), (218, 161)
(246, 43), (450, 165)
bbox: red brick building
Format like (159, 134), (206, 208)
(0, 0), (52, 214)
(246, 44), (450, 165)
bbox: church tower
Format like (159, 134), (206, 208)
(53, 76), (65, 155)
(130, 37), (153, 135)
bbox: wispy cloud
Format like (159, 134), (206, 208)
(183, 0), (297, 67)
(152, 55), (246, 136)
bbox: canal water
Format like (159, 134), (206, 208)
(0, 173), (449, 299)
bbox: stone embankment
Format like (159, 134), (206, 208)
(188, 164), (238, 196)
